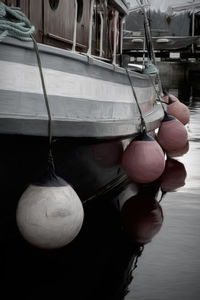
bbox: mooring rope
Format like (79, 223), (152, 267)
(0, 1), (54, 170)
(147, 74), (167, 114)
(0, 1), (35, 41)
(137, 0), (165, 106)
(31, 34), (55, 171)
(126, 68), (147, 133)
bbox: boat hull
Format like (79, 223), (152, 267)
(0, 37), (164, 209)
(0, 38), (164, 138)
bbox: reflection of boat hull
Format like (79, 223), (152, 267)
(123, 36), (200, 51)
(1, 179), (143, 300)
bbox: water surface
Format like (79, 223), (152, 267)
(124, 96), (200, 300)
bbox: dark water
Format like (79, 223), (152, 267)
(124, 93), (200, 300)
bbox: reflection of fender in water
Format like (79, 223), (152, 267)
(117, 182), (164, 244)
(160, 157), (187, 192)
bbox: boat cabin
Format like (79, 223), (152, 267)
(2, 0), (129, 64)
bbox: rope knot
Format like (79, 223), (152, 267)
(0, 1), (35, 41)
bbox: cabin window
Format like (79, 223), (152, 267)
(49, 0), (59, 11)
(77, 0), (83, 23)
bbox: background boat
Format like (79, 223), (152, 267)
(123, 1), (200, 53)
(123, 34), (200, 51)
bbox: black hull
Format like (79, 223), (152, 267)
(0, 134), (127, 214)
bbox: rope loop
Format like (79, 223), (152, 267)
(0, 1), (35, 41)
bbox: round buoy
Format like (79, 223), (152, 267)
(121, 187), (163, 244)
(157, 114), (188, 153)
(93, 141), (123, 167)
(167, 96), (190, 125)
(160, 158), (187, 192)
(16, 172), (84, 249)
(122, 132), (165, 183)
(167, 141), (189, 157)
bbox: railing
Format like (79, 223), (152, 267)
(87, 0), (94, 56)
(72, 0), (78, 52)
(99, 10), (104, 57)
(112, 10), (119, 64)
(120, 16), (125, 56)
(72, 0), (121, 65)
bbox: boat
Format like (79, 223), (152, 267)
(123, 34), (200, 51)
(0, 0), (164, 206)
(123, 1), (200, 53)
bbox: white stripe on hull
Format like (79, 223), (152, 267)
(0, 60), (154, 104)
